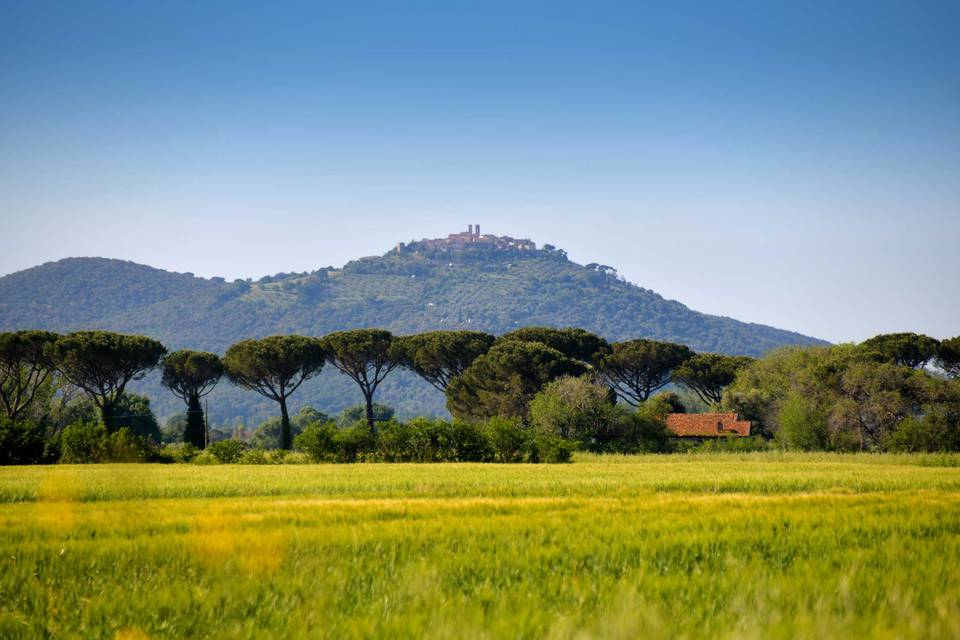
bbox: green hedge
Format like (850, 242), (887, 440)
(294, 417), (574, 464)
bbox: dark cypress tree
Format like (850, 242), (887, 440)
(184, 393), (206, 448)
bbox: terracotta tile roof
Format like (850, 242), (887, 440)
(665, 413), (751, 437)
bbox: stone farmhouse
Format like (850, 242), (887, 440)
(665, 413), (751, 438)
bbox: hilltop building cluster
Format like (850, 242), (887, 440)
(396, 225), (536, 253)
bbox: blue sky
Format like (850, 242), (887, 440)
(1, 1), (958, 343)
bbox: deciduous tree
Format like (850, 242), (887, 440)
(250, 406), (327, 449)
(936, 337), (960, 379)
(529, 375), (617, 441)
(838, 361), (932, 449)
(111, 392), (162, 443)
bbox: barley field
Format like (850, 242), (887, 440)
(2, 453), (959, 639)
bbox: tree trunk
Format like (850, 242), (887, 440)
(100, 401), (115, 432)
(364, 390), (375, 432)
(279, 396), (291, 450)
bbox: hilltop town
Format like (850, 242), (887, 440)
(396, 225), (537, 254)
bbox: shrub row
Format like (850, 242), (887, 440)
(59, 422), (159, 463)
(295, 417), (575, 463)
(161, 418), (575, 464)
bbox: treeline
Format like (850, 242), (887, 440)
(2, 328), (959, 464)
(727, 334), (960, 451)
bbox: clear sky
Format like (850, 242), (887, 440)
(1, 1), (958, 343)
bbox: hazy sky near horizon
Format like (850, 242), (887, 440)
(1, 1), (958, 344)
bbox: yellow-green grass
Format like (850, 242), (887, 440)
(1, 454), (959, 639)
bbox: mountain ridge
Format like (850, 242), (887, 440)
(0, 236), (827, 424)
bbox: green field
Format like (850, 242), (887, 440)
(2, 454), (960, 639)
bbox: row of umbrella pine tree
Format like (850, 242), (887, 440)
(0, 327), (757, 450)
(6, 328), (952, 450)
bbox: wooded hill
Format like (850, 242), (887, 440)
(0, 241), (826, 424)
